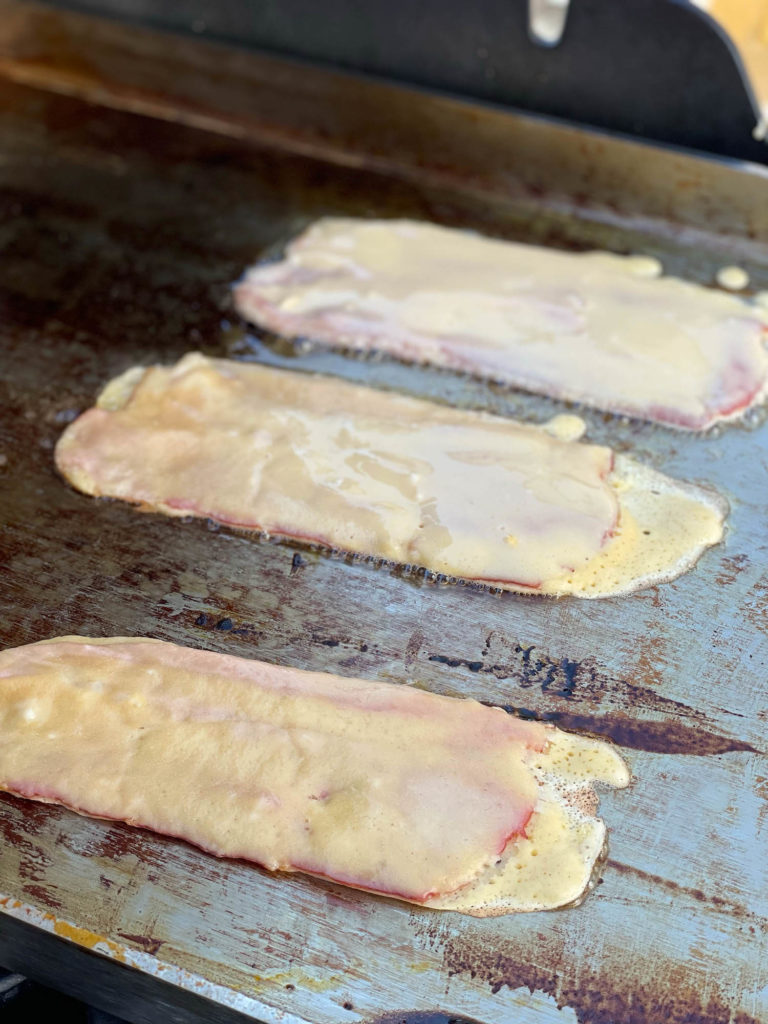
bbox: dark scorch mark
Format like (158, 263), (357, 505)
(428, 640), (758, 755)
(429, 642), (708, 716)
(496, 706), (758, 756)
(441, 933), (762, 1024)
(368, 1014), (489, 1024)
(290, 552), (307, 575)
(116, 933), (164, 955)
(429, 648), (580, 697)
(606, 859), (758, 920)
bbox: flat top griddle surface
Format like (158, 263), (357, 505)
(0, 20), (767, 1024)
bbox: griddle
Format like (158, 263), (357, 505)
(35, 0), (768, 162)
(0, 3), (767, 1023)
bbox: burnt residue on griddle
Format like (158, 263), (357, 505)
(55, 819), (170, 870)
(743, 572), (768, 634)
(428, 639), (760, 756)
(17, 842), (52, 885)
(116, 933), (164, 955)
(0, 793), (57, 838)
(368, 1014), (489, 1024)
(429, 646), (581, 697)
(606, 860), (758, 920)
(715, 553), (751, 586)
(0, 797), (61, 912)
(430, 639), (705, 716)
(193, 613), (263, 641)
(440, 934), (762, 1024)
(0, 60), (764, 1024)
(290, 551), (307, 575)
(497, 706), (758, 756)
(191, 609), (375, 665)
(21, 883), (64, 912)
(11, 796), (237, 894)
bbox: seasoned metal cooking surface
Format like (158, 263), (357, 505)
(0, 5), (767, 1023)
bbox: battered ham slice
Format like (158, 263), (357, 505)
(0, 637), (629, 914)
(233, 218), (768, 431)
(55, 354), (725, 598)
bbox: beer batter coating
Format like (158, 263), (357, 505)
(0, 637), (629, 915)
(233, 218), (768, 430)
(54, 354), (725, 598)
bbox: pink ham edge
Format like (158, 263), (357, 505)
(170, 456), (619, 593)
(234, 281), (767, 431)
(55, 365), (620, 594)
(287, 809), (537, 903)
(232, 228), (768, 432)
(0, 777), (536, 903)
(71, 487), (601, 594)
(0, 638), (548, 903)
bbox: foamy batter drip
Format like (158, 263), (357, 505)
(54, 354), (725, 598)
(0, 636), (629, 914)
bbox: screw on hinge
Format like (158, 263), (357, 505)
(529, 0), (571, 46)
